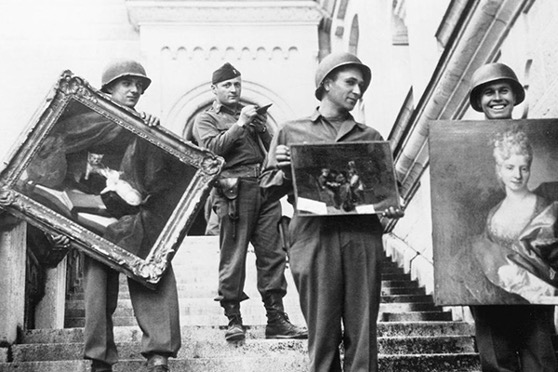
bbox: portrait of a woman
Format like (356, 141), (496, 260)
(471, 128), (558, 303)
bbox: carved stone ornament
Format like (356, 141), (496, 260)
(0, 70), (224, 287)
(126, 0), (324, 28)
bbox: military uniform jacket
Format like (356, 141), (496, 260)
(194, 100), (272, 170)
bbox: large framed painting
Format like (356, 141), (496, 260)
(0, 70), (224, 287)
(290, 141), (400, 216)
(430, 119), (558, 305)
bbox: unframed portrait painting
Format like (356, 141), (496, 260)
(0, 70), (224, 287)
(430, 119), (558, 305)
(290, 141), (400, 216)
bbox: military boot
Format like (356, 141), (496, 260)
(222, 301), (245, 342)
(146, 354), (170, 372)
(265, 311), (308, 339)
(264, 295), (307, 339)
(91, 360), (113, 372)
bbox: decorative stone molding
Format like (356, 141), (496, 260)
(435, 0), (469, 48)
(165, 79), (294, 137)
(126, 1), (324, 28)
(160, 45), (299, 61)
(390, 0), (531, 201)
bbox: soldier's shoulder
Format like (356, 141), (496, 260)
(278, 116), (314, 130)
(194, 108), (217, 123)
(357, 122), (383, 139)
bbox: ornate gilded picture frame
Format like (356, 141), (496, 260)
(290, 141), (400, 216)
(0, 70), (224, 287)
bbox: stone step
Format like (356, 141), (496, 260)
(64, 298), (303, 315)
(64, 304), (445, 330)
(379, 353), (481, 372)
(0, 354), (483, 372)
(64, 296), (438, 314)
(380, 273), (412, 281)
(382, 311), (454, 322)
(65, 314), (306, 328)
(66, 309), (448, 328)
(381, 286), (426, 296)
(382, 280), (420, 288)
(12, 340), (307, 362)
(167, 266), (406, 279)
(1, 233), (482, 372)
(0, 357), (309, 372)
(11, 336), (477, 362)
(381, 266), (404, 273)
(381, 294), (433, 303)
(69, 281), (427, 300)
(21, 322), (476, 345)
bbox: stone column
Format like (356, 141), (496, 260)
(34, 256), (67, 329)
(0, 220), (27, 347)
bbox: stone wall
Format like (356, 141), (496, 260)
(386, 0), (558, 320)
(0, 0), (142, 159)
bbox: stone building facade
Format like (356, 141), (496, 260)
(1, 0), (558, 345)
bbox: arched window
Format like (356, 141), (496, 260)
(349, 15), (359, 54)
(337, 0), (349, 20)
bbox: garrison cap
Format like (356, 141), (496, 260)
(212, 63), (241, 85)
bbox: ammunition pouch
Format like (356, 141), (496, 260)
(216, 178), (240, 202)
(216, 177), (240, 232)
(215, 177), (240, 239)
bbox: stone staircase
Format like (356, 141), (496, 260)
(0, 235), (482, 371)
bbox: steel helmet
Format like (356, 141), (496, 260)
(469, 62), (525, 112)
(101, 59), (152, 94)
(314, 52), (372, 100)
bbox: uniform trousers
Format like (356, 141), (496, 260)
(212, 177), (287, 305)
(471, 305), (557, 372)
(287, 214), (383, 372)
(83, 255), (181, 365)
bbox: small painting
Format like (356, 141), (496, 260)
(290, 141), (400, 216)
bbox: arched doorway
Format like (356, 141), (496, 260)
(165, 80), (292, 141)
(165, 81), (292, 235)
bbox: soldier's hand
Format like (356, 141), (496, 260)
(382, 206), (404, 219)
(250, 113), (268, 133)
(48, 234), (71, 249)
(237, 105), (258, 127)
(275, 145), (292, 180)
(140, 112), (160, 127)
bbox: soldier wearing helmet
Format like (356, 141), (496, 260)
(467, 62), (557, 372)
(260, 52), (403, 372)
(98, 59), (159, 126)
(101, 59), (152, 94)
(82, 59), (181, 372)
(469, 62), (525, 118)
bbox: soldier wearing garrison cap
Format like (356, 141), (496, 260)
(193, 63), (307, 342)
(212, 62), (241, 84)
(260, 52), (404, 372)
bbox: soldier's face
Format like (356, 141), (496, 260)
(212, 77), (242, 107)
(479, 81), (516, 120)
(108, 77), (144, 108)
(323, 67), (364, 111)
